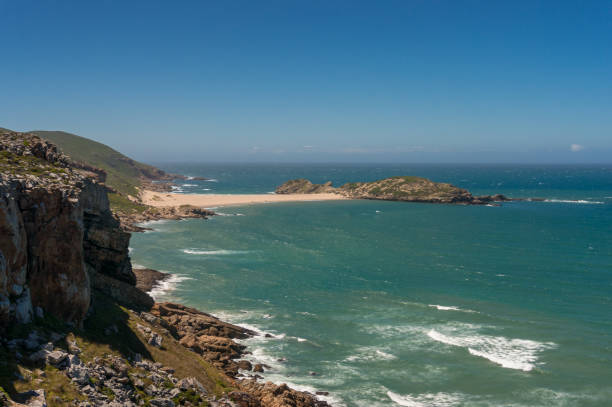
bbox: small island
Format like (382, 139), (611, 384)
(276, 177), (511, 205)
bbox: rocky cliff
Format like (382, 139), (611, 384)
(276, 176), (510, 205)
(0, 131), (331, 407)
(0, 131), (147, 330)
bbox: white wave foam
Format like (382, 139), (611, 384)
(426, 329), (555, 371)
(345, 346), (397, 362)
(132, 263), (145, 270)
(182, 249), (247, 255)
(544, 199), (604, 204)
(428, 304), (476, 313)
(137, 219), (169, 230)
(387, 391), (463, 407)
(148, 274), (192, 300)
(204, 178), (218, 182)
(181, 183), (197, 187)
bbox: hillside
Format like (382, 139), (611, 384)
(31, 130), (173, 197)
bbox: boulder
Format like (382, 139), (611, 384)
(46, 350), (68, 366)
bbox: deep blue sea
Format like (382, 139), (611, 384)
(130, 164), (612, 406)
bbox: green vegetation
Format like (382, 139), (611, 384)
(108, 192), (148, 215)
(173, 389), (208, 406)
(390, 175), (426, 183)
(0, 150), (67, 178)
(32, 130), (167, 197)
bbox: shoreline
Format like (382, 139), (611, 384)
(132, 269), (334, 406)
(140, 189), (348, 208)
(133, 265), (338, 405)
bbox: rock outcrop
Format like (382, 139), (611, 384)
(134, 268), (170, 293)
(276, 176), (511, 205)
(0, 131), (147, 329)
(116, 205), (215, 232)
(150, 303), (331, 407)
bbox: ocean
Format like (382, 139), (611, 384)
(129, 164), (612, 407)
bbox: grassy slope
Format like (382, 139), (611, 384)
(31, 130), (165, 197)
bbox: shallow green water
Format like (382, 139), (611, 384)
(130, 164), (612, 406)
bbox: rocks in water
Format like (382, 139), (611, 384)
(134, 268), (171, 293)
(253, 364), (264, 373)
(237, 360), (253, 371)
(238, 381), (330, 407)
(152, 302), (254, 339)
(151, 302), (253, 376)
(118, 205), (215, 232)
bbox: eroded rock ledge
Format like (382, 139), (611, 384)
(276, 177), (511, 205)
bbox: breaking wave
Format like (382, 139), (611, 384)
(387, 391), (463, 407)
(544, 199), (604, 204)
(182, 249), (248, 255)
(427, 329), (555, 371)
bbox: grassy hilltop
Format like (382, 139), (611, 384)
(31, 130), (168, 197)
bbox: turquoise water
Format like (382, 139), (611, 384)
(131, 164), (612, 406)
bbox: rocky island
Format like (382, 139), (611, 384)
(0, 129), (330, 407)
(276, 177), (511, 205)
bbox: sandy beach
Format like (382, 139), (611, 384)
(140, 189), (347, 208)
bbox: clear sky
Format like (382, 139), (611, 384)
(1, 1), (611, 163)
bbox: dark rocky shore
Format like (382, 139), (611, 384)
(0, 131), (332, 407)
(133, 268), (171, 293)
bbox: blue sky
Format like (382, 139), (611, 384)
(1, 1), (611, 163)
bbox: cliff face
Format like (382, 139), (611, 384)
(0, 131), (141, 329)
